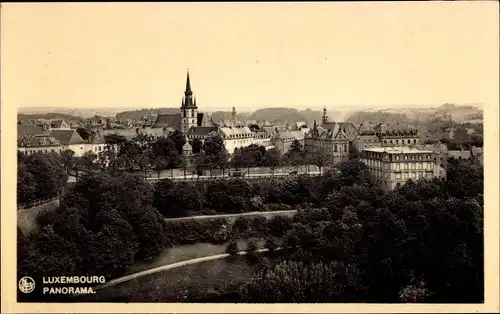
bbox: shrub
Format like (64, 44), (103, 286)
(163, 218), (230, 245)
(245, 238), (261, 264)
(226, 241), (239, 258)
(264, 237), (279, 252)
(266, 203), (293, 212)
(232, 217), (251, 238)
(246, 238), (259, 252)
(267, 215), (293, 237)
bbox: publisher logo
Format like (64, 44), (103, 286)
(19, 276), (35, 294)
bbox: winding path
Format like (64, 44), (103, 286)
(163, 210), (297, 222)
(94, 248), (271, 290)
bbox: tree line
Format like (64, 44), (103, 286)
(58, 131), (345, 179)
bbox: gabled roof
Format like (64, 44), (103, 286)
(142, 127), (173, 138)
(88, 131), (105, 144)
(17, 124), (48, 139)
(152, 113), (182, 130)
(186, 126), (219, 136)
(18, 135), (61, 147)
(50, 119), (70, 129)
(102, 129), (138, 141)
(49, 129), (87, 145)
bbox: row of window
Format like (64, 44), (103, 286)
(394, 171), (433, 180)
(21, 148), (62, 155)
(362, 153), (433, 161)
(382, 138), (418, 145)
(182, 110), (197, 118)
(226, 133), (253, 139)
(393, 154), (433, 161)
(365, 160), (434, 170)
(370, 169), (433, 180)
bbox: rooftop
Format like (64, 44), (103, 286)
(363, 147), (434, 154)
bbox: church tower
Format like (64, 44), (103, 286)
(322, 106), (328, 124)
(180, 69), (198, 134)
(232, 106), (237, 126)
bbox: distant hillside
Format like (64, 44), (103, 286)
(210, 111), (251, 122)
(116, 108), (181, 120)
(17, 113), (82, 121)
(346, 110), (411, 126)
(248, 108), (345, 126)
(18, 107), (124, 118)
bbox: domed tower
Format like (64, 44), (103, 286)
(180, 69), (198, 134)
(181, 135), (193, 178)
(182, 137), (193, 156)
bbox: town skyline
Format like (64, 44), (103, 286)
(2, 2), (498, 112)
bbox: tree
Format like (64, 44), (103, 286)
(17, 163), (37, 205)
(285, 140), (304, 170)
(241, 260), (363, 302)
(289, 139), (302, 153)
(191, 138), (203, 154)
(203, 134), (229, 175)
(153, 156), (167, 180)
(21, 153), (67, 201)
(134, 208), (167, 261)
(231, 148), (246, 170)
(137, 150), (152, 179)
(61, 149), (75, 172)
(153, 179), (203, 217)
(262, 148), (282, 176)
(79, 151), (97, 172)
(168, 130), (187, 155)
(307, 146), (332, 175)
(245, 238), (261, 264)
(226, 241), (239, 259)
(348, 144), (360, 159)
(446, 159), (483, 198)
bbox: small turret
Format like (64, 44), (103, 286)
(182, 135), (193, 156)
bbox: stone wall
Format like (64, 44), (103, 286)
(17, 199), (60, 236)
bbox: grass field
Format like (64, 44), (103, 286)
(127, 238), (268, 275)
(87, 253), (277, 302)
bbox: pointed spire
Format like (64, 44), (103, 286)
(185, 68), (192, 96)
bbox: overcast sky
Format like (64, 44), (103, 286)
(1, 2), (498, 112)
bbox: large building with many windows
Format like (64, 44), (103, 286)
(360, 147), (438, 191)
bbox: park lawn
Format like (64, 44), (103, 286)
(126, 238), (268, 275)
(88, 254), (277, 302)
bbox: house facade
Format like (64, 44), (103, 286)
(360, 147), (437, 191)
(17, 135), (63, 155)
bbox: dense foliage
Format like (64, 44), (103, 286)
(17, 152), (68, 206)
(17, 146), (483, 303)
(234, 159), (484, 303)
(18, 172), (170, 301)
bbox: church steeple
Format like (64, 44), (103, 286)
(322, 106), (328, 124)
(185, 69), (192, 97)
(180, 69), (198, 134)
(181, 69), (197, 109)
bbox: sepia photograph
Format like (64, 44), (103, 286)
(2, 1), (499, 313)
